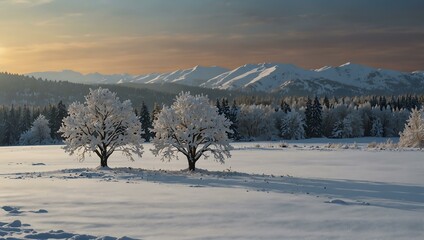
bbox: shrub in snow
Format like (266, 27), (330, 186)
(280, 111), (305, 140)
(399, 108), (424, 148)
(19, 115), (53, 145)
(367, 142), (379, 149)
(59, 88), (144, 167)
(151, 92), (233, 171)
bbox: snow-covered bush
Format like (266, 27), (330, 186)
(367, 139), (398, 150)
(399, 108), (424, 148)
(19, 115), (53, 145)
(59, 88), (144, 167)
(280, 110), (305, 140)
(151, 92), (233, 171)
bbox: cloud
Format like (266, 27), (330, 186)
(1, 1), (423, 73)
(2, 27), (423, 75)
(2, 0), (54, 6)
(34, 12), (83, 27)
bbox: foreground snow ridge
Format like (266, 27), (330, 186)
(0, 219), (135, 240)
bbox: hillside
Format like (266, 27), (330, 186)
(0, 72), (175, 109)
(0, 72), (255, 108)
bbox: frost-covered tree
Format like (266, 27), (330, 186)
(237, 104), (276, 140)
(322, 106), (337, 137)
(19, 115), (53, 145)
(280, 111), (305, 140)
(59, 88), (144, 167)
(374, 107), (395, 137)
(151, 92), (233, 171)
(347, 111), (364, 138)
(399, 108), (424, 148)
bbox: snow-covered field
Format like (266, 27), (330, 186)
(1, 139), (423, 239)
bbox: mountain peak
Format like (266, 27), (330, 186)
(315, 66), (332, 72)
(339, 62), (352, 67)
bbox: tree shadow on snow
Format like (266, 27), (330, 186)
(6, 167), (424, 212)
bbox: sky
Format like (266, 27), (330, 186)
(0, 0), (423, 74)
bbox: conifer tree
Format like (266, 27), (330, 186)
(228, 100), (239, 140)
(221, 98), (230, 118)
(216, 99), (222, 115)
(323, 96), (330, 109)
(55, 101), (68, 140)
(280, 100), (291, 113)
(20, 105), (32, 134)
(371, 117), (383, 137)
(48, 104), (58, 138)
(305, 97), (322, 138)
(140, 101), (152, 142)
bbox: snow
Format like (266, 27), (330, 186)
(1, 140), (423, 239)
(145, 66), (229, 86)
(204, 63), (315, 92)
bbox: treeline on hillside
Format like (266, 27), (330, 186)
(2, 71), (423, 110)
(1, 72), (257, 109)
(0, 72), (175, 109)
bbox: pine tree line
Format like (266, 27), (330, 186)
(236, 94), (423, 112)
(0, 94), (421, 146)
(0, 101), (67, 146)
(214, 95), (418, 141)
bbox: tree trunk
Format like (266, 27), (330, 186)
(100, 150), (108, 167)
(188, 158), (196, 171)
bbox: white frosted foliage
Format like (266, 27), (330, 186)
(59, 87), (143, 166)
(280, 111), (305, 140)
(151, 92), (233, 171)
(399, 108), (424, 148)
(19, 115), (53, 145)
(237, 104), (275, 139)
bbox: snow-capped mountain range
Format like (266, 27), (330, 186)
(27, 63), (424, 96)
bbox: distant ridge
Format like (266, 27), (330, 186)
(26, 62), (424, 96)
